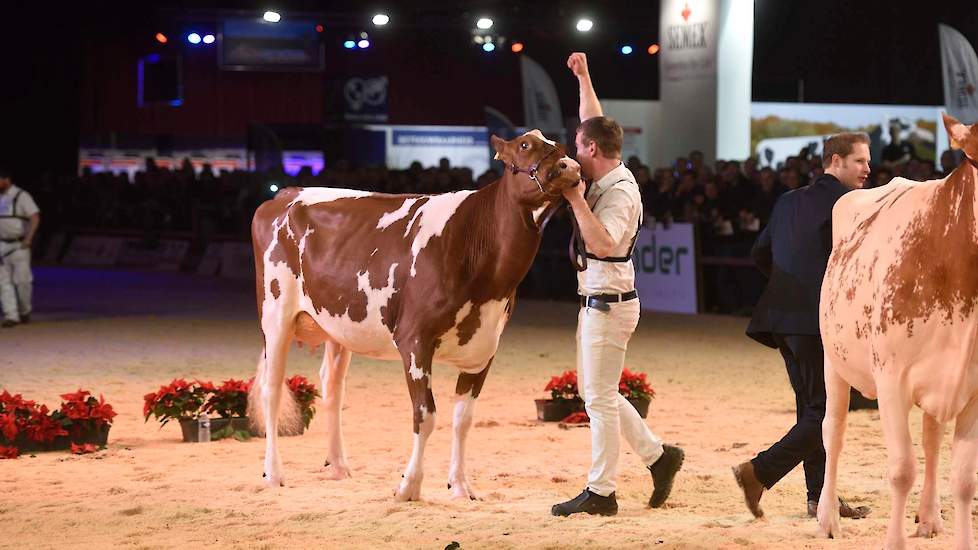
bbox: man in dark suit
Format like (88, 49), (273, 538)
(733, 133), (873, 520)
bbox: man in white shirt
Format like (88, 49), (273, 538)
(0, 168), (40, 327)
(552, 53), (684, 517)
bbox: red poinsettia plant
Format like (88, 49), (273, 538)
(286, 375), (320, 429)
(143, 379), (215, 426)
(545, 370), (580, 401)
(204, 378), (252, 419)
(544, 368), (656, 401)
(0, 389), (116, 459)
(618, 368), (656, 401)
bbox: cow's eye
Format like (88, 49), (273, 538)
(520, 142), (529, 150)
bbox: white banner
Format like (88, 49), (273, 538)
(632, 223), (698, 314)
(520, 55), (564, 136)
(940, 24), (978, 125)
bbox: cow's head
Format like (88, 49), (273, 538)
(491, 130), (582, 201)
(943, 113), (978, 163)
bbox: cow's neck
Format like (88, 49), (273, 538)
(461, 174), (559, 288)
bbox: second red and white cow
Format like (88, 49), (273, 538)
(818, 114), (978, 550)
(248, 131), (580, 500)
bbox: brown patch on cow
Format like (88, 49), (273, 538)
(269, 222), (302, 278)
(879, 166), (978, 336)
(456, 303), (483, 346)
(270, 279), (281, 299)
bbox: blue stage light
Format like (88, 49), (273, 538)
(187, 33), (202, 45)
(621, 45), (633, 55)
(483, 42), (495, 52)
(343, 40), (356, 49)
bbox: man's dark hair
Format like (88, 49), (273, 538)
(0, 167), (11, 180)
(577, 116), (623, 158)
(822, 132), (870, 167)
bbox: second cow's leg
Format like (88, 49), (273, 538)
(448, 359), (493, 500)
(876, 377), (915, 550)
(320, 339), (353, 480)
(915, 412), (944, 538)
(394, 337), (437, 501)
(949, 397), (978, 550)
(817, 353), (850, 539)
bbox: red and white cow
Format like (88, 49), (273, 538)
(818, 114), (978, 549)
(248, 131), (580, 500)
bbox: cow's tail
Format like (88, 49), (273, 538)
(247, 347), (303, 436)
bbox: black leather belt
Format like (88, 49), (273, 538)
(579, 290), (638, 311)
(0, 237), (23, 243)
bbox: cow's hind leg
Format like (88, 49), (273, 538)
(817, 353), (850, 539)
(876, 378), (915, 550)
(915, 412), (944, 538)
(949, 397), (978, 550)
(448, 359), (493, 500)
(258, 331), (292, 487)
(320, 339), (353, 480)
(394, 337), (436, 502)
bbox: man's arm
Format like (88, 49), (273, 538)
(24, 213), (40, 249)
(563, 183), (616, 257)
(567, 52), (602, 121)
(751, 219), (773, 278)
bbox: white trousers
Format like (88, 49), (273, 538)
(0, 243), (32, 322)
(577, 299), (663, 496)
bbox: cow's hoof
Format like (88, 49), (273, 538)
(816, 516), (841, 540)
(323, 463), (352, 480)
(263, 472), (285, 487)
(447, 481), (478, 501)
(394, 478), (422, 501)
(914, 521), (942, 538)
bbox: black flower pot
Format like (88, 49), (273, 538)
(535, 398), (585, 422)
(8, 422), (111, 452)
(626, 397), (651, 419)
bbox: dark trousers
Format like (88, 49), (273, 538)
(751, 333), (826, 502)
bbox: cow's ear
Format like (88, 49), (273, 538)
(491, 135), (512, 163)
(943, 112), (969, 150)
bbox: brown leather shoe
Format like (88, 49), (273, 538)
(807, 497), (871, 519)
(732, 461), (765, 518)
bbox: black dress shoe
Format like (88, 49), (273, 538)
(1, 320), (16, 328)
(551, 489), (618, 517)
(648, 444), (684, 508)
(19, 314), (29, 324)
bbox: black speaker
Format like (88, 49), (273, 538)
(138, 54), (182, 106)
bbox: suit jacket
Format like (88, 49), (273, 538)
(746, 174), (852, 348)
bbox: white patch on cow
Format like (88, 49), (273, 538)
(409, 352), (424, 380)
(288, 187), (373, 207)
(524, 129), (556, 146)
(405, 191), (476, 277)
(419, 405), (429, 421)
(532, 201), (551, 224)
(435, 299), (511, 370)
(377, 198), (420, 230)
(370, 248), (378, 257)
(298, 226), (315, 257)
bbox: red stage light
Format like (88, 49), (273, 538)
(511, 42), (524, 53)
(155, 33), (168, 44)
(315, 24), (324, 33)
(647, 44), (660, 55)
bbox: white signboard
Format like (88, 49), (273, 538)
(632, 223), (698, 314)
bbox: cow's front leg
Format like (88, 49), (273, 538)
(448, 360), (492, 501)
(394, 339), (436, 502)
(877, 379), (915, 550)
(915, 413), (944, 538)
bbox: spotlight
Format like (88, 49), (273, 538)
(269, 184), (279, 193)
(477, 18), (493, 30)
(473, 35), (485, 44)
(344, 40), (356, 49)
(315, 24), (324, 33)
(372, 14), (389, 26)
(155, 32), (168, 44)
(576, 18), (593, 32)
(358, 39), (370, 49)
(263, 11), (281, 23)
(647, 43), (660, 55)
(203, 34), (215, 44)
(511, 42), (524, 53)
(483, 42), (495, 52)
(187, 33), (202, 44)
(620, 45), (633, 55)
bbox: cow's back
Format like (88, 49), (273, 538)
(821, 176), (978, 421)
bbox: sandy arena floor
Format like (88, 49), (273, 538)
(0, 267), (968, 549)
